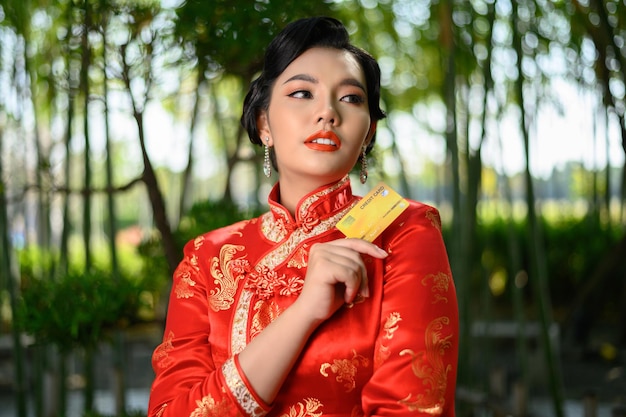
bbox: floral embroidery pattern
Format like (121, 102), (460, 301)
(262, 214), (288, 243)
(245, 265), (304, 299)
(251, 299), (282, 339)
(174, 255), (199, 299)
(375, 312), (402, 368)
(422, 272), (452, 304)
(425, 208), (441, 231)
(280, 398), (323, 417)
(189, 394), (230, 417)
(320, 349), (369, 392)
(279, 276), (305, 296)
(384, 312), (402, 339)
(193, 235), (205, 250)
(153, 331), (174, 369)
(209, 244), (248, 312)
(398, 316), (453, 415)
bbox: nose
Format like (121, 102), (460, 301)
(317, 103), (340, 126)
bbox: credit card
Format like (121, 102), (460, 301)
(337, 182), (409, 242)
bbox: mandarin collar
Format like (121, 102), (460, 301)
(266, 176), (354, 233)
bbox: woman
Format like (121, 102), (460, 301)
(148, 16), (458, 417)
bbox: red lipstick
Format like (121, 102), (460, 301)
(304, 130), (342, 152)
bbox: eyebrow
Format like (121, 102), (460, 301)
(283, 74), (366, 92)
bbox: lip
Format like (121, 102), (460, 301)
(304, 130), (342, 152)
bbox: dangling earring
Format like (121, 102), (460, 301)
(359, 146), (368, 184)
(263, 137), (271, 178)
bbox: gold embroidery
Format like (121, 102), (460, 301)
(280, 398), (323, 417)
(422, 272), (452, 304)
(279, 275), (305, 296)
(260, 207), (352, 271)
(287, 245), (308, 269)
(259, 176), (355, 270)
(155, 403), (167, 417)
(232, 290), (253, 355)
(374, 343), (391, 369)
(261, 213), (287, 243)
(153, 331), (174, 369)
(298, 176), (348, 219)
(384, 312), (402, 339)
(193, 235), (205, 250)
(174, 255), (199, 299)
(245, 266), (305, 299)
(209, 244), (247, 312)
(222, 358), (266, 417)
(375, 312), (402, 368)
(190, 394), (231, 417)
(425, 208), (442, 231)
(398, 316), (453, 415)
(251, 299), (281, 339)
(320, 349), (369, 392)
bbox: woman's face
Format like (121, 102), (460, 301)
(259, 47), (375, 187)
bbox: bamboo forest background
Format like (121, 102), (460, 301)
(1, 0), (625, 416)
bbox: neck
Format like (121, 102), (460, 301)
(277, 175), (342, 216)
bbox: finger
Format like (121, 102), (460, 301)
(344, 269), (368, 303)
(308, 251), (363, 303)
(343, 270), (361, 304)
(316, 240), (377, 300)
(329, 238), (388, 259)
(359, 267), (370, 298)
(332, 257), (367, 303)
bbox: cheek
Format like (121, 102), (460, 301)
(269, 105), (305, 134)
(355, 114), (373, 141)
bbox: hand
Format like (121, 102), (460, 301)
(293, 238), (388, 324)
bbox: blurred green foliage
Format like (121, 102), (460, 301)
(448, 215), (624, 319)
(16, 268), (149, 353)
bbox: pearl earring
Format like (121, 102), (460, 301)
(263, 137), (271, 178)
(359, 146), (368, 184)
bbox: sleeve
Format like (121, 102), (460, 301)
(147, 239), (271, 417)
(362, 205), (459, 417)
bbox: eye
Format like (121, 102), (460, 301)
(341, 94), (366, 104)
(288, 90), (312, 99)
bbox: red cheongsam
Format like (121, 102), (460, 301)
(148, 176), (459, 417)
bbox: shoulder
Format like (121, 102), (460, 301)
(181, 217), (259, 256)
(379, 199), (445, 244)
(398, 199), (443, 231)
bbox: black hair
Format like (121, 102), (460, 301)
(241, 16), (386, 159)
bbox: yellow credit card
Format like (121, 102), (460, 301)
(337, 182), (409, 242)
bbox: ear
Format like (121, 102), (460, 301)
(364, 121), (377, 148)
(257, 111), (273, 146)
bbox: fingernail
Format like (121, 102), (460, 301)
(377, 246), (388, 256)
